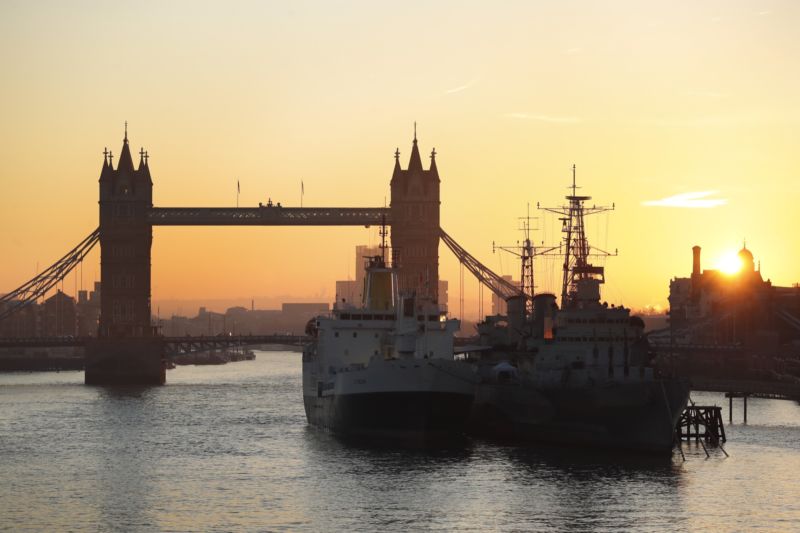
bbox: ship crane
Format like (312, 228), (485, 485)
(439, 228), (525, 303)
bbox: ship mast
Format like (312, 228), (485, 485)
(379, 214), (388, 265)
(538, 165), (615, 308)
(493, 204), (536, 316)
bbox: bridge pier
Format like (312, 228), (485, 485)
(85, 338), (165, 386)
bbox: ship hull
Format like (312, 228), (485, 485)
(470, 379), (690, 454)
(304, 391), (473, 444)
(303, 358), (475, 445)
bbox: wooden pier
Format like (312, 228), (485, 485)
(676, 405), (727, 445)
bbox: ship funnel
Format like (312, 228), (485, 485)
(533, 293), (557, 339)
(363, 256), (396, 311)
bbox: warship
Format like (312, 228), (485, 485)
(469, 167), (690, 453)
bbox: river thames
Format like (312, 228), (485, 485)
(1, 351), (799, 531)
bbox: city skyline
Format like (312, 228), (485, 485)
(2, 1), (799, 318)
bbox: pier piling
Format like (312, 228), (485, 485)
(676, 405), (726, 446)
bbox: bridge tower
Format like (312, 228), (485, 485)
(390, 128), (440, 301)
(86, 126), (164, 385)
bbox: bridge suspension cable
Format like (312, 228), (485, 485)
(439, 228), (524, 303)
(0, 228), (100, 322)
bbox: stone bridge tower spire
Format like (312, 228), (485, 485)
(390, 126), (441, 301)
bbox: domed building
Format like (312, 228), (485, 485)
(662, 244), (800, 383)
(738, 244), (755, 273)
(668, 244), (800, 348)
(668, 244), (770, 345)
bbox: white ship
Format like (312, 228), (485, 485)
(302, 251), (476, 444)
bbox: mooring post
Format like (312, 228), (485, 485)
(743, 395), (748, 424)
(729, 395), (733, 422)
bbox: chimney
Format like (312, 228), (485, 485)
(691, 245), (702, 301)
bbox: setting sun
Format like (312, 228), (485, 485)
(717, 252), (743, 275)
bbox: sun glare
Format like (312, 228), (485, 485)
(717, 252), (743, 275)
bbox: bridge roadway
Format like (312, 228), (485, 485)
(0, 334), (309, 357)
(162, 334), (306, 357)
(148, 207), (391, 226)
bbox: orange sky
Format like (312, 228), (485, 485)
(1, 1), (799, 320)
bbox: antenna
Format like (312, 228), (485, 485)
(493, 203), (558, 318)
(571, 164), (577, 197)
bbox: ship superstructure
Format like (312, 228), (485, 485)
(529, 165), (645, 387)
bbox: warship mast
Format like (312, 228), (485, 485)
(538, 165), (616, 308)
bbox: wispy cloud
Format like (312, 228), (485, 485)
(758, 10), (771, 16)
(686, 89), (727, 99)
(445, 79), (477, 94)
(643, 191), (727, 208)
(505, 112), (581, 124)
(563, 47), (582, 55)
(641, 109), (800, 127)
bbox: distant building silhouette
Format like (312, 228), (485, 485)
(438, 280), (449, 312)
(0, 282), (100, 339)
(158, 301), (329, 336)
(0, 299), (39, 338)
(42, 290), (76, 337)
(76, 282), (101, 337)
(335, 243), (449, 309)
(491, 275), (519, 316)
(336, 245), (382, 306)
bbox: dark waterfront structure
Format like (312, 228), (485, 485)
(666, 244), (800, 352)
(161, 302), (330, 337)
(652, 245), (800, 401)
(5, 125), (443, 385)
(41, 291), (77, 338)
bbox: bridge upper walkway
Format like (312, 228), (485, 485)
(148, 207), (391, 226)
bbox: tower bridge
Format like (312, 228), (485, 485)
(1, 125), (501, 385)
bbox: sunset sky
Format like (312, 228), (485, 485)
(1, 1), (798, 319)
